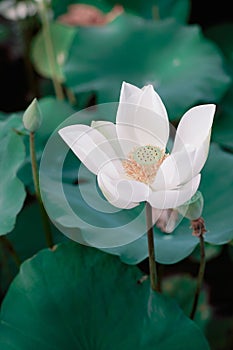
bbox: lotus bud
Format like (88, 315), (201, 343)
(23, 98), (42, 133)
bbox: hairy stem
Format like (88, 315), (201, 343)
(146, 202), (159, 292)
(190, 234), (206, 320)
(30, 132), (54, 248)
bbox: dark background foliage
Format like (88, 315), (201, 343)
(1, 0), (233, 112)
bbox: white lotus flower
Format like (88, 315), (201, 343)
(59, 82), (215, 210)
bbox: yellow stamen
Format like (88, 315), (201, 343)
(122, 145), (167, 184)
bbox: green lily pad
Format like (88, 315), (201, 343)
(37, 96), (77, 144)
(0, 98), (76, 194)
(31, 22), (76, 82)
(152, 0), (190, 22)
(51, 0), (190, 22)
(0, 117), (26, 236)
(64, 14), (230, 120)
(204, 24), (233, 151)
(0, 113), (23, 137)
(8, 201), (66, 261)
(0, 200), (66, 296)
(102, 143), (233, 264)
(0, 242), (210, 349)
(212, 94), (233, 152)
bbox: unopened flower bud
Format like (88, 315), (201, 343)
(23, 98), (42, 132)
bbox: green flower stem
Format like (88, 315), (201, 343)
(38, 1), (64, 100)
(30, 132), (54, 248)
(0, 236), (21, 268)
(146, 202), (159, 292)
(190, 234), (206, 320)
